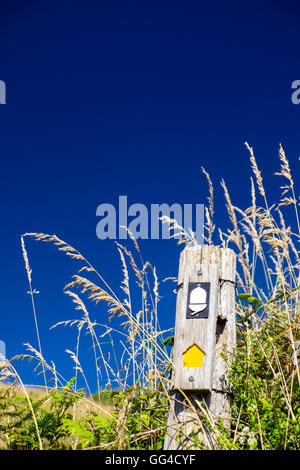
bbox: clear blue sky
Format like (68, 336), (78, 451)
(0, 0), (299, 390)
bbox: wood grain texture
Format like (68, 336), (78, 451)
(172, 246), (219, 391)
(164, 245), (236, 450)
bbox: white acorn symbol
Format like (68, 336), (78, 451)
(189, 286), (207, 315)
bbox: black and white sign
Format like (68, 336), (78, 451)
(186, 282), (210, 319)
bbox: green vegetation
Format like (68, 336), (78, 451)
(0, 143), (299, 449)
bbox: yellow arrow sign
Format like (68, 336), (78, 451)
(183, 344), (206, 368)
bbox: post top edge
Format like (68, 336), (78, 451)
(181, 244), (236, 255)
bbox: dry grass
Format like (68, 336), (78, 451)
(0, 142), (298, 450)
(19, 229), (173, 396)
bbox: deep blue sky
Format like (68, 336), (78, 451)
(0, 0), (299, 390)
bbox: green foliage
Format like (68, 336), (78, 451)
(0, 379), (83, 450)
(161, 336), (174, 348)
(63, 387), (168, 450)
(0, 378), (168, 450)
(62, 413), (115, 449)
(228, 315), (300, 450)
(111, 387), (168, 450)
(237, 293), (260, 307)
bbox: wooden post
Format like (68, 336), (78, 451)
(164, 245), (236, 450)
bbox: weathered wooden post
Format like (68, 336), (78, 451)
(164, 245), (236, 450)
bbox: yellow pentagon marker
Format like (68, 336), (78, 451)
(183, 344), (206, 368)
